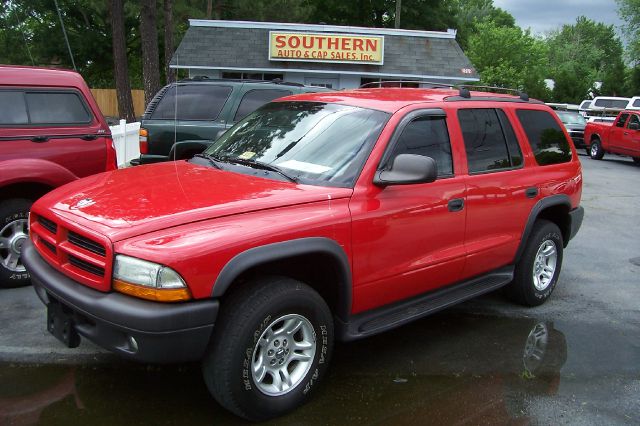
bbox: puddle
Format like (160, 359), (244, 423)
(1, 312), (638, 425)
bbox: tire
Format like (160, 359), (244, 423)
(633, 157), (640, 165)
(506, 220), (564, 307)
(589, 139), (604, 160)
(0, 199), (33, 288)
(202, 276), (334, 421)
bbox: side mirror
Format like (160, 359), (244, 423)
(373, 154), (438, 186)
(168, 140), (215, 161)
(629, 122), (640, 130)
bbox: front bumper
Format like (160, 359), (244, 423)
(22, 241), (218, 363)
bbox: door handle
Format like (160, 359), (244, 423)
(448, 198), (464, 212)
(526, 187), (539, 198)
(624, 132), (629, 135)
(81, 134), (98, 141)
(30, 136), (49, 143)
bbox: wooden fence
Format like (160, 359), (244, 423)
(90, 89), (146, 118)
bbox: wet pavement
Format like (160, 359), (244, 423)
(1, 155), (639, 424)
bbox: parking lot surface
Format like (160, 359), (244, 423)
(1, 154), (639, 424)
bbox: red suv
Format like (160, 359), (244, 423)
(0, 65), (117, 288)
(23, 87), (583, 420)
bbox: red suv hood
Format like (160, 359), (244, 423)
(36, 161), (352, 242)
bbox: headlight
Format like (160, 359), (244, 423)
(113, 254), (191, 302)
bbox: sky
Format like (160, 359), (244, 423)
(492, 0), (625, 36)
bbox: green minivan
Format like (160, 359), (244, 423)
(136, 78), (332, 165)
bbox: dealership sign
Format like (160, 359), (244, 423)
(269, 31), (384, 65)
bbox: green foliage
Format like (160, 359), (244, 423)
(308, 0), (457, 31)
(617, 0), (640, 63)
(547, 17), (626, 102)
(466, 21), (550, 100)
(453, 0), (516, 50)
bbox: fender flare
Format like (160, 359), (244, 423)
(0, 158), (78, 189)
(513, 194), (571, 263)
(211, 237), (352, 320)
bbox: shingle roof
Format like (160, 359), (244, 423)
(171, 21), (479, 82)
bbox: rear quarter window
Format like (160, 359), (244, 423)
(151, 84), (232, 120)
(26, 92), (92, 124)
(516, 110), (572, 165)
(0, 91), (28, 125)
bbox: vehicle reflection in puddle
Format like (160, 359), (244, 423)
(0, 312), (636, 425)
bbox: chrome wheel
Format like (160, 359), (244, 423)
(251, 314), (316, 396)
(590, 143), (599, 157)
(0, 218), (28, 272)
(532, 239), (557, 291)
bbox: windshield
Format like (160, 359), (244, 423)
(202, 101), (389, 187)
(556, 111), (586, 125)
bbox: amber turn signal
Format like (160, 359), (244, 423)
(113, 279), (192, 302)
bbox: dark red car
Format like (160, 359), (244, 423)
(0, 65), (117, 288)
(23, 87), (583, 420)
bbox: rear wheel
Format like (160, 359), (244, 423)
(202, 276), (334, 421)
(589, 139), (604, 160)
(0, 199), (32, 288)
(633, 157), (640, 165)
(506, 220), (564, 306)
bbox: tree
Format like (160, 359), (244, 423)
(466, 21), (550, 99)
(140, 0), (161, 106)
(546, 17), (626, 102)
(109, 0), (135, 121)
(617, 0), (640, 63)
(453, 0), (516, 50)
(164, 0), (175, 84)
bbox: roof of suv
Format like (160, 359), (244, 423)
(0, 65), (87, 87)
(281, 88), (539, 114)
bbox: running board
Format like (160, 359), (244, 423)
(337, 267), (514, 341)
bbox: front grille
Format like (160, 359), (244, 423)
(68, 231), (106, 257)
(68, 255), (105, 277)
(31, 213), (112, 291)
(38, 217), (57, 234)
(42, 240), (57, 254)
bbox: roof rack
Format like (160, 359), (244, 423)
(359, 80), (530, 102)
(459, 85), (529, 101)
(177, 76), (305, 87)
(359, 80), (455, 89)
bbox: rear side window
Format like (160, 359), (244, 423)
(458, 108), (522, 173)
(0, 91), (28, 124)
(516, 110), (572, 165)
(26, 92), (91, 124)
(0, 90), (91, 125)
(388, 115), (453, 177)
(151, 84), (232, 120)
(234, 89), (292, 122)
(616, 113), (629, 127)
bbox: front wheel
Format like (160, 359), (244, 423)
(202, 277), (334, 421)
(589, 139), (604, 160)
(506, 220), (564, 307)
(633, 157), (640, 165)
(0, 199), (33, 288)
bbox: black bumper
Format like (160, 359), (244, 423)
(568, 206), (584, 242)
(22, 242), (218, 363)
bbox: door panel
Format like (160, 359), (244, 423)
(350, 179), (467, 313)
(350, 110), (466, 314)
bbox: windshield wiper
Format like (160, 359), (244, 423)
(193, 153), (224, 169)
(225, 157), (298, 183)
